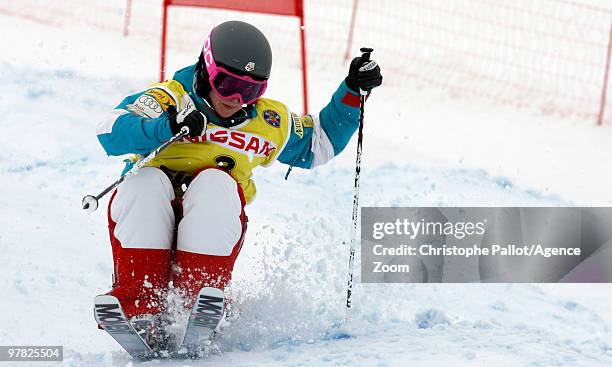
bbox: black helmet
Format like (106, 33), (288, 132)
(208, 20), (272, 80)
(194, 21), (272, 126)
(195, 21), (272, 103)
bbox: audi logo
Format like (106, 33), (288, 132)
(138, 95), (163, 113)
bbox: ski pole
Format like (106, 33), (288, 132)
(81, 126), (190, 213)
(346, 47), (373, 310)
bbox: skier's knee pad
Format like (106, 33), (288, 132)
(177, 168), (246, 256)
(110, 167), (176, 249)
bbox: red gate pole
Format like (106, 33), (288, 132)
(298, 0), (309, 114)
(160, 0), (170, 82)
(597, 13), (612, 126)
(123, 0), (132, 37)
(343, 0), (359, 63)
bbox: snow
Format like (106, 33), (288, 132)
(2, 0), (612, 366)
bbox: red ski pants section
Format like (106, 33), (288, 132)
(106, 167), (247, 318)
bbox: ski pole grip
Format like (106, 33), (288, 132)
(360, 47), (373, 62)
(359, 47), (374, 96)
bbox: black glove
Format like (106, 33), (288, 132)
(167, 105), (207, 138)
(345, 55), (383, 93)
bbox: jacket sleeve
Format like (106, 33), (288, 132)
(277, 80), (361, 169)
(96, 89), (175, 156)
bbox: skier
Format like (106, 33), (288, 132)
(95, 20), (382, 346)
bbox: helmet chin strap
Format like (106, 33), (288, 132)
(216, 107), (251, 128)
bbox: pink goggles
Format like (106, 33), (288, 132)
(202, 35), (267, 105)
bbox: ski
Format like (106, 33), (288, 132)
(179, 287), (225, 357)
(94, 295), (153, 360)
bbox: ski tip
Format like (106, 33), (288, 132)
(94, 295), (120, 304)
(198, 287), (224, 298)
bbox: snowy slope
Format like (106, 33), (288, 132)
(2, 1), (612, 366)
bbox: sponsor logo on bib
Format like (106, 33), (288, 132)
(263, 110), (281, 128)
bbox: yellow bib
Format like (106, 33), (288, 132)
(147, 98), (290, 203)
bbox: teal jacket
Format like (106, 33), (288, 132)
(97, 64), (363, 172)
